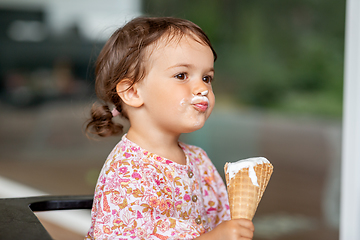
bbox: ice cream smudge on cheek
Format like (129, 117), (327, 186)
(226, 157), (270, 187)
(180, 98), (186, 106)
(178, 98), (187, 112)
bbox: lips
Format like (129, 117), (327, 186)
(191, 95), (209, 112)
(193, 102), (209, 111)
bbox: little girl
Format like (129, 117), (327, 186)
(85, 16), (254, 240)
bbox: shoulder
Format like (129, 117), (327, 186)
(97, 137), (147, 181)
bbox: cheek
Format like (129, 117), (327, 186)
(177, 97), (190, 112)
(209, 93), (216, 107)
(172, 88), (190, 107)
(153, 90), (187, 113)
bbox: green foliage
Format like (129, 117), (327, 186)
(143, 0), (345, 117)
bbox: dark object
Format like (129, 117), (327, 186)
(0, 195), (93, 240)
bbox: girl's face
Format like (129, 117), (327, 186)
(137, 34), (215, 135)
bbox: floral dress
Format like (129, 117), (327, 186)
(85, 135), (230, 240)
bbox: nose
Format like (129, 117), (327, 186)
(193, 80), (209, 96)
(194, 89), (209, 96)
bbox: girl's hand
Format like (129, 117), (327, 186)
(196, 219), (254, 240)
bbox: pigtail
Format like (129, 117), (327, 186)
(86, 103), (123, 137)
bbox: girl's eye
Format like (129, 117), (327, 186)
(175, 73), (187, 80)
(203, 75), (213, 83)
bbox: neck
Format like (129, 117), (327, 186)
(126, 127), (186, 165)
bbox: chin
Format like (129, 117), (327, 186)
(182, 122), (206, 134)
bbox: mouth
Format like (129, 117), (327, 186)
(191, 95), (209, 112)
(192, 102), (209, 112)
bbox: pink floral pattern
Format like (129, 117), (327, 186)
(85, 135), (230, 239)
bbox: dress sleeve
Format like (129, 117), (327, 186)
(86, 158), (203, 240)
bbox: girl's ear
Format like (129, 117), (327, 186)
(116, 79), (144, 108)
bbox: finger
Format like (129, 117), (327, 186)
(235, 218), (255, 232)
(238, 226), (254, 239)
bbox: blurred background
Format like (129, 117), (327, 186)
(0, 0), (345, 239)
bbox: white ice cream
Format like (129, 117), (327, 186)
(190, 95), (209, 105)
(190, 90), (209, 105)
(226, 157), (269, 187)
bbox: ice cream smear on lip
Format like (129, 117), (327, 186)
(191, 95), (209, 105)
(226, 157), (269, 187)
(190, 90), (209, 105)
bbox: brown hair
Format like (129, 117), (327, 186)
(86, 16), (217, 137)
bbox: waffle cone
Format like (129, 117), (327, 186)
(225, 161), (273, 220)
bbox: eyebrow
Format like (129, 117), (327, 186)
(167, 63), (215, 73)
